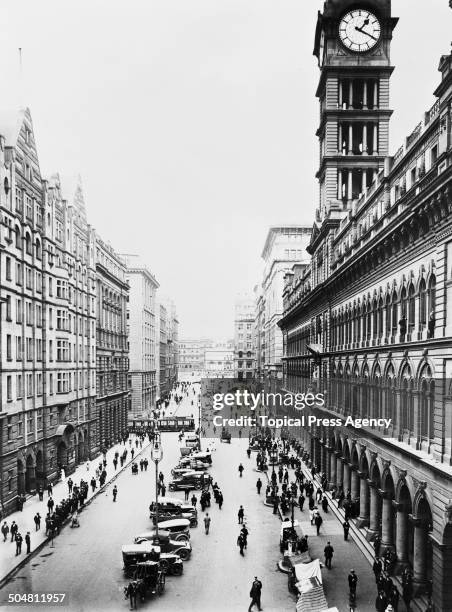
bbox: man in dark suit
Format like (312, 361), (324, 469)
(248, 577), (262, 611)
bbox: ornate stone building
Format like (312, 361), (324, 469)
(279, 1), (452, 610)
(95, 238), (129, 448)
(0, 110), (97, 514)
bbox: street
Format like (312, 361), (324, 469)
(1, 387), (379, 612)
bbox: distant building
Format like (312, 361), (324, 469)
(178, 338), (212, 377)
(95, 238), (129, 449)
(204, 347), (234, 378)
(122, 255), (159, 416)
(233, 295), (255, 380)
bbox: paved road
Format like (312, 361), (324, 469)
(0, 389), (294, 612)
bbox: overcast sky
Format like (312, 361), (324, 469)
(1, 1), (450, 339)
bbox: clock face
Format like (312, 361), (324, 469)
(339, 9), (381, 52)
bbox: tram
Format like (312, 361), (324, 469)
(127, 416), (195, 434)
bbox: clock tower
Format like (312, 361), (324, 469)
(313, 0), (398, 223)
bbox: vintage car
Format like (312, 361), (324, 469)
(177, 457), (210, 471)
(188, 451), (212, 465)
(220, 428), (232, 443)
(126, 560), (165, 597)
(122, 543), (161, 577)
(149, 498), (198, 527)
(280, 519), (304, 552)
(184, 434), (200, 448)
(168, 472), (212, 491)
(144, 518), (191, 541)
(134, 532), (192, 560)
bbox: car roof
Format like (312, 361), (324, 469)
(122, 543), (161, 554)
(157, 518), (190, 528)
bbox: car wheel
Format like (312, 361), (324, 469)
(160, 559), (170, 572)
(175, 533), (189, 542)
(173, 563), (183, 575)
(177, 548), (190, 560)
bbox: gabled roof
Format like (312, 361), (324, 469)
(0, 107), (28, 145)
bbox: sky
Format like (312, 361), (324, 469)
(0, 0), (450, 339)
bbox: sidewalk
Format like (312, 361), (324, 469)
(0, 434), (150, 587)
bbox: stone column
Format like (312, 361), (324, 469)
(338, 124), (343, 154)
(394, 502), (410, 568)
(363, 80), (368, 109)
(343, 460), (351, 496)
(373, 124), (378, 155)
(338, 79), (343, 108)
(329, 450), (337, 488)
(347, 170), (353, 200)
(336, 452), (343, 490)
(348, 124), (353, 154)
(362, 169), (367, 193)
(367, 480), (381, 538)
(412, 516), (428, 589)
(362, 123), (368, 155)
(357, 471), (370, 527)
(351, 466), (359, 499)
(373, 80), (378, 108)
(380, 490), (395, 551)
(338, 169), (343, 199)
(349, 80), (354, 109)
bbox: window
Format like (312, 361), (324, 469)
(5, 257), (11, 280)
(431, 144), (438, 165)
(27, 411), (34, 433)
(56, 279), (68, 299)
(36, 338), (42, 361)
(49, 340), (53, 361)
(25, 233), (32, 255)
(36, 304), (42, 327)
(57, 372), (70, 393)
(6, 375), (12, 401)
(25, 195), (33, 220)
(16, 336), (22, 360)
(25, 267), (32, 289)
(5, 295), (11, 320)
(37, 408), (43, 430)
(37, 373), (43, 395)
(36, 271), (42, 292)
(57, 309), (68, 331)
(49, 373), (53, 395)
(26, 337), (33, 360)
(26, 301), (33, 325)
(48, 277), (53, 296)
(57, 339), (70, 362)
(6, 334), (12, 360)
(16, 374), (23, 398)
(16, 262), (22, 285)
(26, 373), (33, 397)
(15, 189), (23, 213)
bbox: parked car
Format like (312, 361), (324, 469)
(134, 532), (192, 560)
(169, 472), (212, 492)
(149, 499), (198, 527)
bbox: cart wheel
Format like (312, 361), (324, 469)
(173, 563), (183, 576)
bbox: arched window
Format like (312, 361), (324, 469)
(361, 300), (367, 342)
(35, 238), (42, 260)
(372, 364), (382, 419)
(353, 304), (358, 344)
(25, 233), (32, 255)
(408, 284), (415, 330)
(378, 297), (384, 340)
(366, 299), (372, 341)
(391, 290), (398, 337)
(400, 365), (413, 435)
(427, 275), (436, 316)
(385, 294), (391, 339)
(400, 287), (407, 317)
(384, 364), (396, 427)
(15, 226), (21, 249)
(419, 278), (427, 328)
(372, 298), (378, 339)
(420, 366), (434, 442)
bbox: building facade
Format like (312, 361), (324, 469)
(233, 295), (255, 380)
(158, 303), (168, 398)
(178, 339), (212, 377)
(123, 256), (158, 416)
(204, 346), (234, 378)
(259, 226), (311, 391)
(279, 2), (452, 609)
(95, 239), (129, 450)
(0, 110), (97, 514)
(165, 299), (179, 390)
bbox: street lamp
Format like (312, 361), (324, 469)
(151, 432), (163, 538)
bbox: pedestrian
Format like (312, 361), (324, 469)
(322, 496), (328, 513)
(10, 521), (17, 542)
(241, 525), (249, 549)
(256, 478), (262, 494)
(47, 483), (53, 497)
(314, 511), (323, 535)
(248, 576), (263, 611)
(373, 557), (383, 580)
(343, 519), (350, 541)
(161, 484), (166, 497)
(1, 521), (9, 542)
(191, 494), (197, 507)
(113, 458), (118, 471)
(204, 513), (211, 535)
(184, 488), (190, 502)
(238, 505), (244, 524)
(68, 478), (73, 494)
(348, 569), (358, 596)
(38, 485), (44, 502)
(299, 494), (305, 511)
(113, 485), (118, 502)
(237, 533), (245, 556)
(34, 513), (41, 531)
(25, 531), (31, 554)
(324, 541), (334, 569)
(218, 491), (223, 510)
(238, 463), (244, 477)
(15, 531), (23, 555)
(376, 590), (388, 612)
(47, 496), (54, 513)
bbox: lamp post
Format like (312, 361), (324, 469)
(151, 432), (163, 538)
(198, 397), (202, 451)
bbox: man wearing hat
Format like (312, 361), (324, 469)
(248, 576), (262, 611)
(348, 569), (358, 596)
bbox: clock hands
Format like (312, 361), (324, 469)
(354, 25), (378, 41)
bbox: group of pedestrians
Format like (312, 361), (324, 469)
(1, 521), (31, 555)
